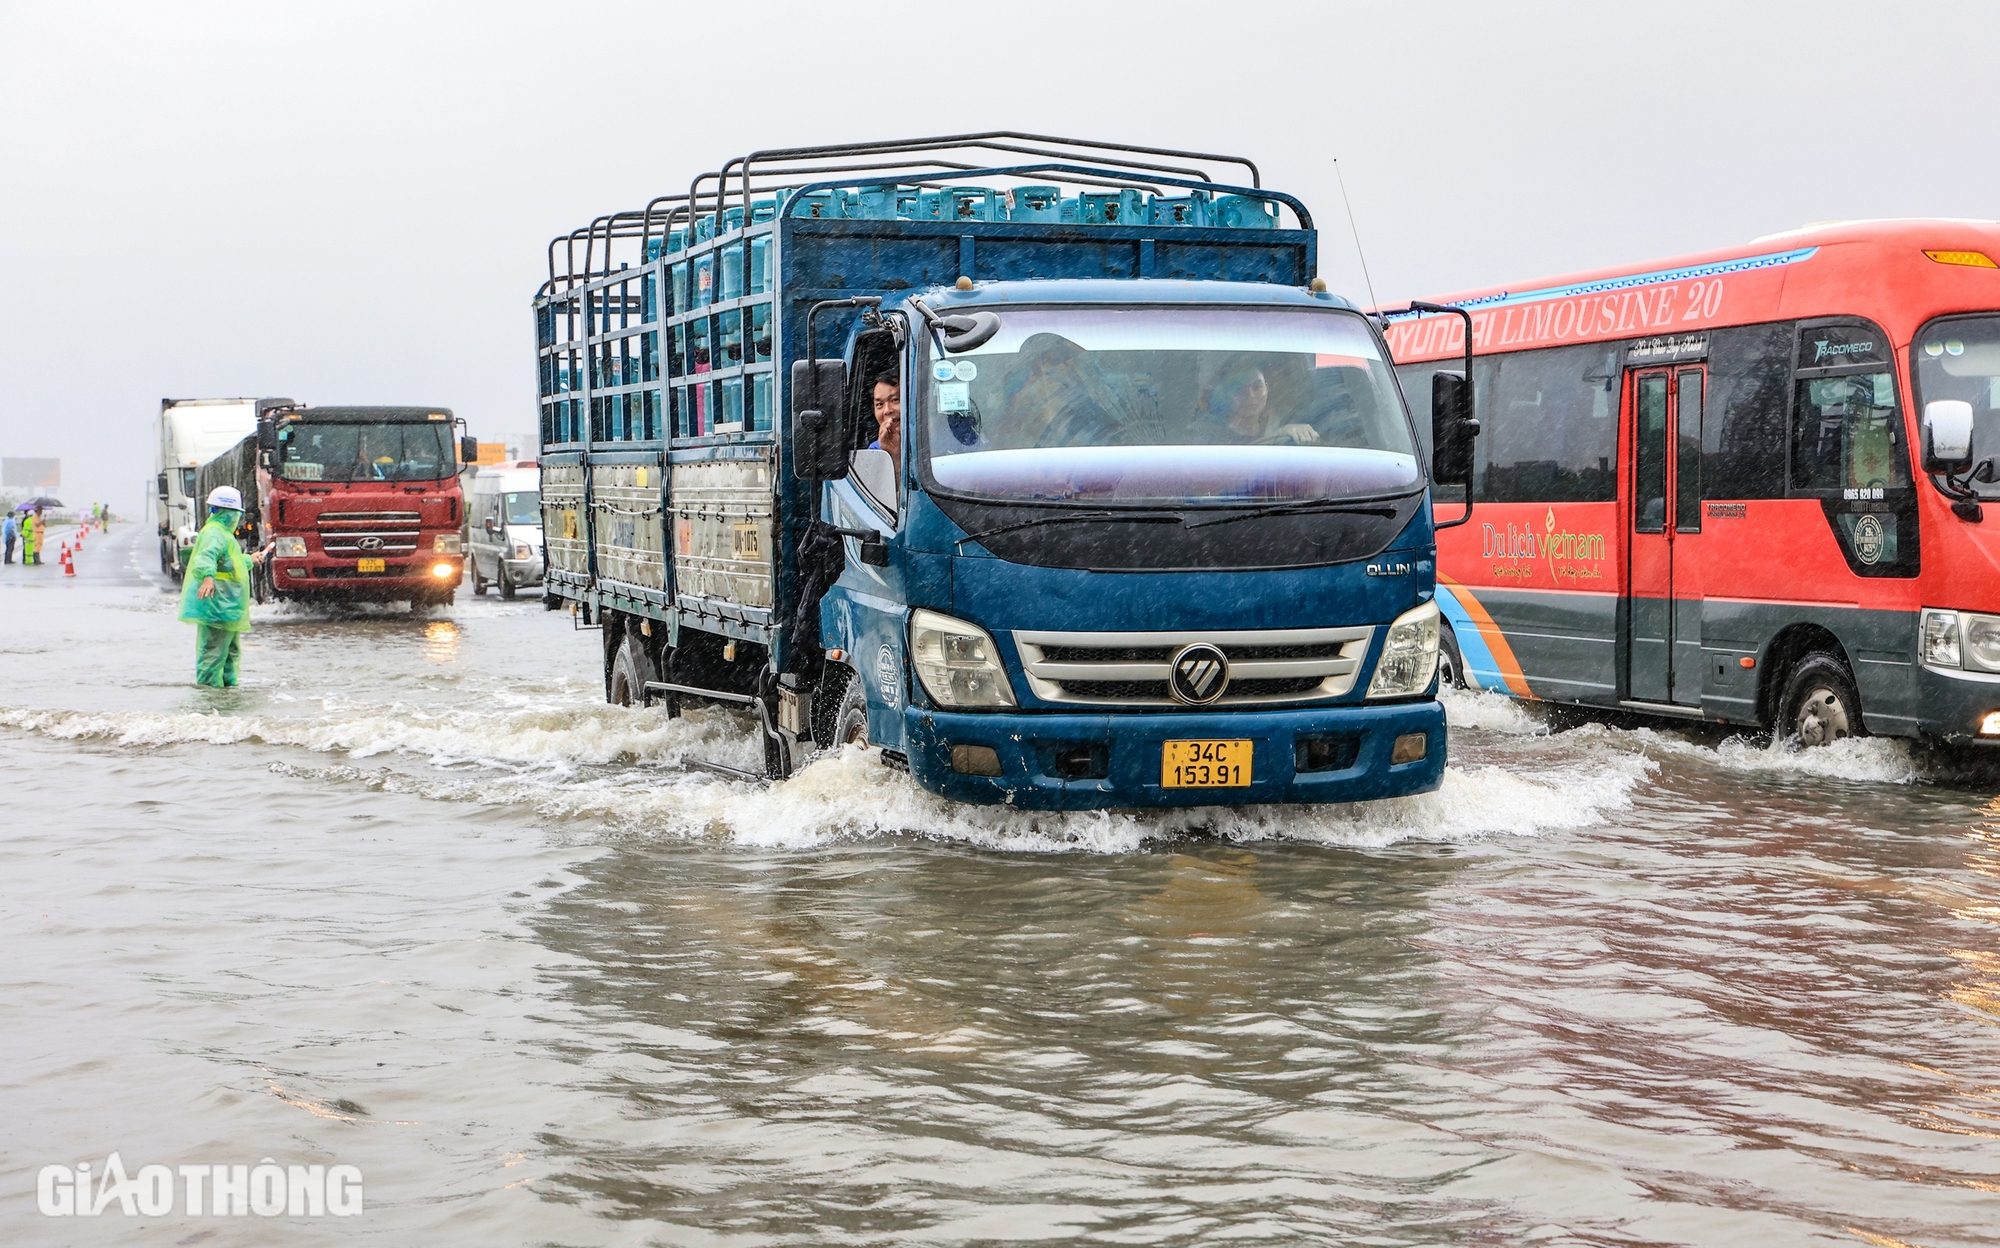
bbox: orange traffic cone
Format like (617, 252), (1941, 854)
(62, 549), (75, 577)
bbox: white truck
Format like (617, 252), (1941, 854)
(153, 397), (292, 579)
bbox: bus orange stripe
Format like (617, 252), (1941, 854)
(1439, 574), (1535, 699)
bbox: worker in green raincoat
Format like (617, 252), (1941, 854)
(179, 486), (256, 687)
(20, 507), (38, 566)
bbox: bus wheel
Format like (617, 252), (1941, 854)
(1437, 624), (1466, 690)
(607, 632), (657, 707)
(1778, 652), (1862, 747)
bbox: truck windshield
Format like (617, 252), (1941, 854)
(918, 306), (1420, 506)
(503, 491), (541, 524)
(1914, 316), (2000, 498)
(278, 422), (453, 483)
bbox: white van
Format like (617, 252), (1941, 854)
(466, 463), (543, 598)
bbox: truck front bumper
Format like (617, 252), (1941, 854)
(273, 555), (463, 598)
(901, 700), (1446, 810)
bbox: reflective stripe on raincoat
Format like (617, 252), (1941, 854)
(178, 510), (253, 631)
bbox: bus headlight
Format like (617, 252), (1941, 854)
(1922, 609), (1961, 668)
(910, 609), (1016, 708)
(1921, 608), (2000, 672)
(433, 533), (462, 553)
(1367, 600), (1441, 699)
(272, 536), (307, 558)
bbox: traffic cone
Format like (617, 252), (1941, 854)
(62, 549), (75, 577)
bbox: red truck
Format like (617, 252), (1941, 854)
(201, 405), (476, 606)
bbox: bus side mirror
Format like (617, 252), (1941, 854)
(1431, 371), (1479, 487)
(461, 435), (479, 464)
(790, 359), (850, 480)
(1924, 399), (1975, 474)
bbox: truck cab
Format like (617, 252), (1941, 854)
(256, 405), (476, 606)
(801, 280), (1447, 807)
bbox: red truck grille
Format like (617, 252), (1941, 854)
(316, 510), (422, 556)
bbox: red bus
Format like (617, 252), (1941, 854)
(1384, 218), (2000, 746)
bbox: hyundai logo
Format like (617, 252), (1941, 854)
(356, 536), (384, 550)
(1169, 643), (1230, 705)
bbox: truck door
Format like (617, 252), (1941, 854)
(1625, 365), (1704, 706)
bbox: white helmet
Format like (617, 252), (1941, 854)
(206, 486), (244, 511)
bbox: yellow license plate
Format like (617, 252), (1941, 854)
(1161, 739), (1253, 788)
(356, 557), (386, 573)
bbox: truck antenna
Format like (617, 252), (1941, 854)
(1333, 159), (1380, 316)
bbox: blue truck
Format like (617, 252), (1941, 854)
(535, 134), (1475, 808)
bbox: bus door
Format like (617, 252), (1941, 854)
(1626, 365), (1704, 706)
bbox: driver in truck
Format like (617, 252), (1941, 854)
(869, 375), (902, 473)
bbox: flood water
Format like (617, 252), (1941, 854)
(2, 525), (1997, 1246)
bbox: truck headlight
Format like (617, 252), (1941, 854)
(433, 533), (462, 553)
(1923, 608), (2000, 672)
(1366, 599), (1441, 699)
(910, 609), (1016, 708)
(273, 536), (307, 558)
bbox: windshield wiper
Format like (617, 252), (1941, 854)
(1183, 497), (1406, 530)
(955, 509), (1185, 548)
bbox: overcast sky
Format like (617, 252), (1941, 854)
(2, 1), (1996, 510)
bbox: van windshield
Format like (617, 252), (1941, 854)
(278, 422), (453, 483)
(915, 306), (1420, 506)
(503, 491), (541, 525)
(1914, 316), (2000, 497)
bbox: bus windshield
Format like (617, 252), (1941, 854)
(915, 307), (1420, 506)
(1915, 316), (2000, 497)
(278, 422), (454, 483)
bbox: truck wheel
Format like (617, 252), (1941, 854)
(607, 632), (657, 707)
(499, 567), (517, 600)
(1438, 623), (1466, 690)
(1778, 651), (1862, 747)
(832, 669), (870, 747)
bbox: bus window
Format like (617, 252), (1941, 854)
(1476, 344), (1620, 503)
(1702, 323), (1792, 500)
(1675, 368), (1703, 533)
(1913, 316), (2000, 496)
(1792, 371), (1909, 493)
(1635, 374), (1670, 532)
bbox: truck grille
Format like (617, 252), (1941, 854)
(316, 510), (422, 556)
(1012, 626), (1374, 707)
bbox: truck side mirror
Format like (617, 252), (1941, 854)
(1924, 399), (1975, 474)
(1430, 371), (1479, 487)
(461, 435), (480, 464)
(155, 474), (168, 499)
(789, 359), (850, 480)
(257, 422), (277, 453)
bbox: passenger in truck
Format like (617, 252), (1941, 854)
(1194, 361), (1320, 445)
